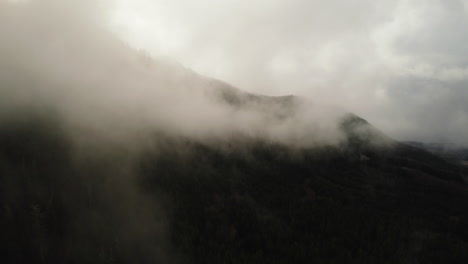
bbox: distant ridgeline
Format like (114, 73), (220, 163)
(403, 141), (468, 165)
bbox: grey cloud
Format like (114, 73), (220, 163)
(110, 0), (468, 145)
(1, 0), (467, 146)
(1, 0), (348, 148)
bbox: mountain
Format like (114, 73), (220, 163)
(403, 141), (468, 165)
(1, 3), (468, 263)
(1, 83), (468, 264)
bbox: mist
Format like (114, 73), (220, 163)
(4, 0), (466, 145)
(0, 0), (354, 148)
(0, 2), (350, 261)
(111, 0), (468, 146)
(2, 1), (468, 263)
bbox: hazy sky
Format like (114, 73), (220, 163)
(2, 0), (468, 145)
(110, 0), (468, 145)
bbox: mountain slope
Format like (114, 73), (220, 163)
(1, 92), (467, 264)
(403, 141), (468, 165)
(1, 2), (468, 263)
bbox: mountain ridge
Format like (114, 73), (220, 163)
(1, 2), (468, 262)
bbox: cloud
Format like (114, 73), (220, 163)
(1, 0), (467, 145)
(110, 0), (468, 145)
(1, 0), (349, 148)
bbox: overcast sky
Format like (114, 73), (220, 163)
(2, 0), (467, 145)
(107, 0), (468, 145)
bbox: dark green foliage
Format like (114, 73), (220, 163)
(1, 115), (468, 263)
(139, 133), (468, 264)
(0, 115), (169, 264)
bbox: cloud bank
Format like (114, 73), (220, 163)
(0, 0), (349, 149)
(111, 0), (468, 145)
